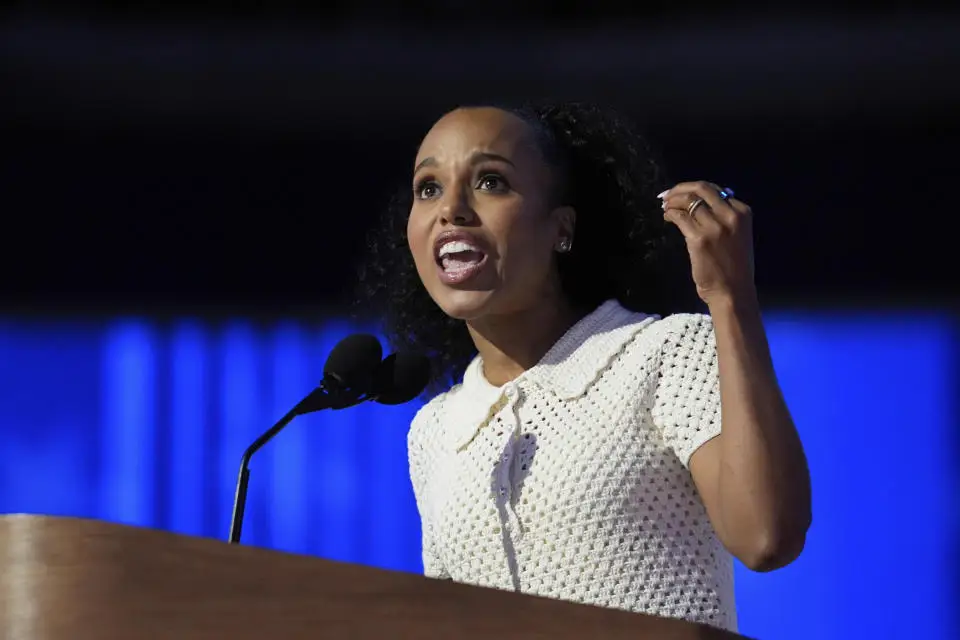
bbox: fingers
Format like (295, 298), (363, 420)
(661, 192), (720, 226)
(659, 181), (751, 227)
(660, 192), (724, 239)
(664, 181), (734, 222)
(663, 207), (700, 238)
(705, 183), (751, 216)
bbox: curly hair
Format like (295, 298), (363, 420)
(357, 101), (700, 394)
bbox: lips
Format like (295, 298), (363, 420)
(433, 231), (489, 285)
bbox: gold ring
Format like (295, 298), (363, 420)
(687, 198), (706, 216)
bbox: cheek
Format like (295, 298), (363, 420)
(406, 211), (433, 272)
(497, 211), (556, 276)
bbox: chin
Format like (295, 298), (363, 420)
(431, 287), (499, 321)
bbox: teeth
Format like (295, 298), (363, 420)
(438, 240), (480, 258)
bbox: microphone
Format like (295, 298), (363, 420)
(227, 335), (430, 544)
(371, 351), (431, 405)
(228, 333), (382, 544)
(293, 334), (385, 413)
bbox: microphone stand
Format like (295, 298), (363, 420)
(227, 404), (299, 545)
(227, 382), (369, 544)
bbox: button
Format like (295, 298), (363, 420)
(504, 384), (518, 398)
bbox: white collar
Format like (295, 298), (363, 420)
(442, 300), (657, 451)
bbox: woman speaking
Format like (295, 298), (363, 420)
(361, 102), (812, 633)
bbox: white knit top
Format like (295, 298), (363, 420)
(407, 300), (737, 632)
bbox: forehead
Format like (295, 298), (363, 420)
(415, 107), (541, 167)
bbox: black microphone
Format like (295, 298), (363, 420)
(227, 333), (382, 544)
(227, 337), (431, 544)
(293, 334), (386, 414)
(371, 351), (431, 405)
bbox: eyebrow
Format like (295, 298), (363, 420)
(414, 151), (515, 174)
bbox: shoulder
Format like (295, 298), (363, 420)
(407, 384), (461, 458)
(650, 312), (714, 339)
(605, 312), (716, 392)
(647, 314), (720, 417)
(613, 311), (713, 362)
(638, 312), (715, 358)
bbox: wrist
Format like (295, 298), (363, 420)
(704, 287), (761, 317)
(706, 288), (770, 358)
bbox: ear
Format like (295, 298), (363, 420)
(551, 205), (576, 246)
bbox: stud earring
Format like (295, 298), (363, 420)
(557, 238), (572, 253)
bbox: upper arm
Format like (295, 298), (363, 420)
(650, 314), (723, 467)
(650, 314), (729, 539)
(687, 435), (725, 535)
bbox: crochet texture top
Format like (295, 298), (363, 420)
(407, 300), (737, 632)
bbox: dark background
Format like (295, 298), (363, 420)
(0, 6), (958, 639)
(2, 2), (957, 315)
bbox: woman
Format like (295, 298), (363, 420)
(360, 102), (811, 632)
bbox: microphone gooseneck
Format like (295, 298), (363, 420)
(226, 337), (430, 545)
(227, 333), (383, 544)
(227, 404), (300, 545)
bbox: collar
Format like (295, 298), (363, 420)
(442, 300), (657, 451)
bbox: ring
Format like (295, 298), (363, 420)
(687, 198), (706, 216)
(719, 187), (735, 201)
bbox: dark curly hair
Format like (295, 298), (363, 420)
(358, 101), (700, 394)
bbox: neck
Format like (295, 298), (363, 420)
(466, 295), (584, 387)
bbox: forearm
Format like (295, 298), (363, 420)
(708, 293), (812, 568)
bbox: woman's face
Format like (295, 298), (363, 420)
(407, 107), (572, 322)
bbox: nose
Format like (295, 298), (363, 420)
(438, 188), (476, 226)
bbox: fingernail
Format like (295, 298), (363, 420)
(656, 190), (669, 199)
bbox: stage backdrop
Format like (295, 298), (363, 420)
(0, 311), (956, 639)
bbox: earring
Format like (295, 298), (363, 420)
(557, 238), (572, 253)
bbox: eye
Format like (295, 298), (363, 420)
(477, 174), (509, 192)
(414, 179), (441, 200)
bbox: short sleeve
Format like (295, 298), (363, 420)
(407, 402), (450, 580)
(651, 313), (723, 468)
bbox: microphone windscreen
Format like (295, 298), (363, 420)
(323, 334), (383, 390)
(374, 352), (430, 405)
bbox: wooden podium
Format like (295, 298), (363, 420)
(0, 515), (747, 639)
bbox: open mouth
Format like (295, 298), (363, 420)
(435, 239), (488, 283)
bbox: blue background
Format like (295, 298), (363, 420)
(1, 312), (956, 639)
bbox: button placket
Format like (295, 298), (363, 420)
(494, 384), (524, 540)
